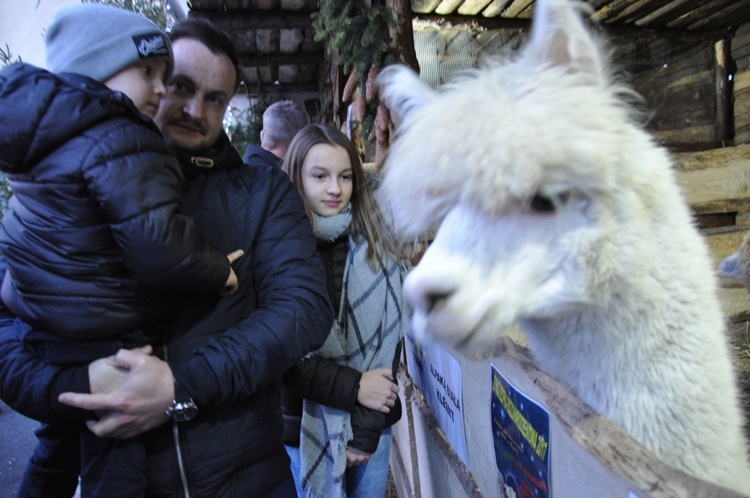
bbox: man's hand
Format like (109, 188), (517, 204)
(58, 348), (175, 439)
(346, 447), (372, 468)
(357, 368), (399, 413)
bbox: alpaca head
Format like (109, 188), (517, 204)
(378, 0), (680, 351)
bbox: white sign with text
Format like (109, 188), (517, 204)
(405, 333), (469, 466)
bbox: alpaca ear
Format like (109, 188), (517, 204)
(377, 64), (435, 129)
(521, 0), (607, 84)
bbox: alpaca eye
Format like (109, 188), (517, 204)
(530, 191), (569, 213)
(530, 193), (556, 213)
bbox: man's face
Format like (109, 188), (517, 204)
(155, 38), (236, 153)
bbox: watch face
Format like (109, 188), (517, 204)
(171, 401), (198, 422)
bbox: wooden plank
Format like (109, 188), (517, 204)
(704, 225), (750, 267)
(435, 0), (465, 15)
(673, 143), (750, 171)
(188, 0), (223, 9)
(277, 63), (299, 83)
(591, 0), (642, 24)
(718, 285), (750, 322)
(279, 28), (304, 53)
(731, 24), (750, 67)
(279, 0), (317, 10)
(457, 0), (494, 16)
(412, 0), (444, 14)
(388, 0), (420, 72)
(197, 11), (313, 30)
(638, 50), (713, 84)
(664, 0), (737, 30)
(251, 0), (281, 9)
(651, 125), (716, 147)
(611, 0), (681, 25)
(673, 145), (750, 214)
(255, 28), (279, 55)
(239, 52), (323, 67)
(634, 0), (696, 28)
(481, 0), (515, 17)
(502, 0), (534, 18)
(695, 213), (737, 230)
(714, 39), (731, 144)
(735, 69), (750, 93)
(684, 0), (750, 31)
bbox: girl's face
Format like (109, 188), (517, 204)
(301, 143), (353, 217)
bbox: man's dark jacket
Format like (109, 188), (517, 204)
(243, 144), (282, 169)
(0, 129), (334, 496)
(0, 63), (229, 343)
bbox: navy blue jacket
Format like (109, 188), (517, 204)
(0, 129), (334, 496)
(243, 144), (282, 169)
(0, 63), (229, 343)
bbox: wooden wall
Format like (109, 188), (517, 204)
(734, 24), (750, 146)
(610, 23), (750, 382)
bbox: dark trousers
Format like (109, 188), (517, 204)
(17, 327), (151, 497)
(18, 420), (147, 498)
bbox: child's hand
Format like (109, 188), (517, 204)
(221, 249), (244, 296)
(88, 345), (153, 419)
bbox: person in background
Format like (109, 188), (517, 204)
(282, 123), (406, 498)
(244, 99), (310, 168)
(0, 5), (241, 497)
(0, 16), (332, 498)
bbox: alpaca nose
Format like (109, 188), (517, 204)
(404, 271), (456, 314)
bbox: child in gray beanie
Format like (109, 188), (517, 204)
(0, 4), (241, 497)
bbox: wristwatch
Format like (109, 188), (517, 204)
(165, 380), (198, 422)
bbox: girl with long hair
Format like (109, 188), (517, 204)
(282, 123), (406, 498)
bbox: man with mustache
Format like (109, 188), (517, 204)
(0, 17), (332, 498)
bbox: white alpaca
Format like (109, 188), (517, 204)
(377, 0), (750, 492)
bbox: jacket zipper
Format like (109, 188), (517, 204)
(163, 344), (192, 498)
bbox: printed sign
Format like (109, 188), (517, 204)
(491, 364), (551, 498)
(405, 333), (469, 465)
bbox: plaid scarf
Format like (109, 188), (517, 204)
(299, 229), (404, 498)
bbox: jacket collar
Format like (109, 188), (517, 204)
(176, 131), (244, 178)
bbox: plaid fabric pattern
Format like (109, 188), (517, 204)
(300, 235), (404, 498)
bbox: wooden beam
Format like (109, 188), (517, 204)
(191, 11), (314, 30)
(714, 39), (732, 145)
(388, 0), (420, 72)
(673, 144), (750, 215)
(238, 52), (323, 67)
(242, 81), (320, 95)
(457, 0), (494, 16)
(411, 12), (730, 43)
(704, 225), (750, 268)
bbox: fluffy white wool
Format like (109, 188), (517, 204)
(377, 0), (750, 492)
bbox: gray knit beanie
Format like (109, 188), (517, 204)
(45, 4), (172, 83)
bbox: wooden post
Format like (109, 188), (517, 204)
(714, 38), (733, 145)
(386, 0), (420, 73)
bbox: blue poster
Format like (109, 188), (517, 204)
(491, 364), (550, 498)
